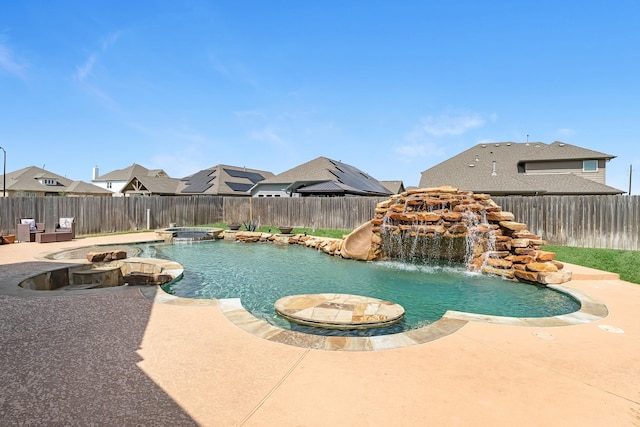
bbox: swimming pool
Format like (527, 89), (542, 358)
(153, 240), (580, 337)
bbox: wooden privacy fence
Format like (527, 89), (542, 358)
(0, 195), (638, 250)
(223, 197), (387, 231)
(0, 196), (224, 236)
(492, 195), (640, 250)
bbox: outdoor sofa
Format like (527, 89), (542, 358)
(17, 217), (76, 243)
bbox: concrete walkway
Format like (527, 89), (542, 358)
(0, 233), (638, 426)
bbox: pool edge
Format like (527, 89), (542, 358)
(143, 283), (608, 352)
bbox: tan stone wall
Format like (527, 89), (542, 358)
(369, 186), (571, 285)
(229, 187), (572, 286)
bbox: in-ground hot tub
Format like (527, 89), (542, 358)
(155, 227), (223, 242)
(18, 258), (184, 291)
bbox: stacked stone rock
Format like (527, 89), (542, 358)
(370, 186), (571, 285)
(226, 186), (571, 286)
(232, 231), (343, 257)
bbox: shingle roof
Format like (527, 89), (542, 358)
(64, 181), (114, 195)
(177, 165), (274, 196)
(122, 175), (181, 195)
(94, 164), (168, 181)
(257, 157), (391, 196)
(296, 180), (370, 195)
(380, 180), (405, 195)
(258, 157), (338, 184)
(6, 166), (110, 194)
(419, 142), (623, 195)
(521, 141), (615, 162)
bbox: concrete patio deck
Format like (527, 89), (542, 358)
(0, 233), (638, 426)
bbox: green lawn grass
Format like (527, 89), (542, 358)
(206, 223), (350, 239)
(543, 245), (640, 284)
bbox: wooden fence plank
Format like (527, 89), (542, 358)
(1, 195), (638, 250)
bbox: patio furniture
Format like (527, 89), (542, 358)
(33, 218), (76, 243)
(17, 218), (45, 242)
(35, 232), (58, 243)
(55, 217), (76, 240)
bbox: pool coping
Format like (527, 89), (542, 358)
(0, 240), (610, 351)
(0, 257), (184, 297)
(138, 283), (608, 351)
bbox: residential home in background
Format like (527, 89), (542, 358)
(419, 141), (624, 195)
(119, 164), (274, 196)
(380, 180), (406, 195)
(92, 164), (169, 196)
(250, 157), (392, 197)
(176, 165), (275, 196)
(3, 166), (112, 197)
(120, 175), (182, 196)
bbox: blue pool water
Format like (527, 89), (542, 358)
(151, 240), (580, 336)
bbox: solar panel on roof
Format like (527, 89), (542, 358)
(181, 169), (215, 193)
(225, 182), (253, 192)
(224, 168), (265, 184)
(328, 160), (390, 195)
(296, 181), (363, 194)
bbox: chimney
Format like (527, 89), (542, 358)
(92, 166), (99, 181)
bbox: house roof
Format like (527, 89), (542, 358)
(6, 166), (111, 195)
(380, 180), (405, 195)
(177, 165), (275, 196)
(295, 180), (374, 196)
(256, 157), (391, 196)
(64, 181), (114, 195)
(520, 141), (616, 162)
(121, 176), (182, 195)
(419, 142), (623, 195)
(94, 163), (168, 181)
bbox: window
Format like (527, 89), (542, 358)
(107, 182), (112, 189)
(583, 160), (598, 172)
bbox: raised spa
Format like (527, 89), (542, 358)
(155, 227), (223, 242)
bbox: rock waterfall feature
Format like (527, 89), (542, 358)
(341, 186), (572, 285)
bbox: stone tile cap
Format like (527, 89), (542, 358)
(275, 293), (405, 327)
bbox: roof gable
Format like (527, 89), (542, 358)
(420, 142), (623, 195)
(178, 164), (274, 195)
(121, 176), (181, 195)
(521, 141), (616, 162)
(257, 157), (391, 196)
(6, 166), (111, 194)
(380, 180), (406, 195)
(259, 157), (338, 184)
(65, 181), (113, 194)
(95, 163), (168, 181)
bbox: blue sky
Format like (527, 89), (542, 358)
(1, 1), (639, 193)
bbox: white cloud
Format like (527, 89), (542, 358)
(394, 142), (446, 162)
(75, 31), (122, 83)
(171, 127), (216, 146)
(150, 150), (208, 178)
(208, 52), (229, 77)
(0, 41), (27, 78)
(249, 126), (286, 147)
(234, 110), (265, 120)
(74, 30), (125, 110)
(556, 128), (576, 137)
(393, 109), (493, 164)
(75, 54), (97, 82)
(101, 31), (122, 51)
(418, 111), (487, 137)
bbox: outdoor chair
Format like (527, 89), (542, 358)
(17, 218), (45, 242)
(55, 217), (76, 240)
